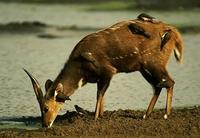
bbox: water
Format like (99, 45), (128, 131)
(0, 3), (200, 129)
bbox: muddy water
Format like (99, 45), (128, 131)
(0, 3), (200, 129)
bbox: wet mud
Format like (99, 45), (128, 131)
(0, 106), (200, 137)
(0, 21), (47, 33)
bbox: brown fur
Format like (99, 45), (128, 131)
(25, 14), (184, 127)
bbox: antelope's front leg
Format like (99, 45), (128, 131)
(157, 76), (174, 119)
(143, 87), (162, 119)
(95, 92), (104, 120)
(164, 86), (173, 119)
(95, 78), (111, 120)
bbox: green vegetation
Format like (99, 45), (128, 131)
(0, 0), (199, 10)
(86, 1), (135, 11)
(0, 0), (131, 4)
(135, 0), (200, 10)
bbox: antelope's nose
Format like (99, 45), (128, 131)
(42, 123), (48, 128)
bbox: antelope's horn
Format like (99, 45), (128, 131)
(23, 68), (44, 109)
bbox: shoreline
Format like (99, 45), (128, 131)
(0, 21), (200, 40)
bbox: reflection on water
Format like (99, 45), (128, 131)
(0, 118), (39, 130)
(0, 3), (200, 121)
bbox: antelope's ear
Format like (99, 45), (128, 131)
(161, 30), (171, 50)
(45, 79), (53, 91)
(54, 83), (71, 102)
(55, 83), (68, 102)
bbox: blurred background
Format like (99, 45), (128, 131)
(0, 0), (200, 121)
(0, 0), (199, 9)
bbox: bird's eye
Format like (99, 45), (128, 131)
(44, 106), (49, 113)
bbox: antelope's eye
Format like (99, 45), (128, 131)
(44, 106), (49, 113)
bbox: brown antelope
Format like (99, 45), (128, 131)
(24, 13), (183, 128)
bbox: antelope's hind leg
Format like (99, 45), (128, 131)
(95, 77), (111, 120)
(140, 68), (162, 119)
(156, 70), (175, 119)
(164, 86), (174, 119)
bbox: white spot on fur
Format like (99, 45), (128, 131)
(144, 68), (152, 76)
(48, 120), (54, 128)
(129, 20), (136, 24)
(162, 78), (166, 82)
(88, 52), (92, 55)
(110, 26), (120, 31)
(54, 91), (58, 97)
(143, 114), (146, 119)
(164, 114), (168, 119)
(133, 51), (138, 54)
(78, 78), (84, 89)
(104, 31), (110, 34)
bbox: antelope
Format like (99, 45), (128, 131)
(24, 13), (183, 128)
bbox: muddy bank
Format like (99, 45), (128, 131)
(0, 21), (99, 33)
(0, 21), (100, 39)
(0, 106), (200, 137)
(0, 21), (47, 33)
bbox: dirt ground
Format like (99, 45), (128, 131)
(0, 106), (200, 138)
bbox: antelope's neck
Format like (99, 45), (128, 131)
(55, 61), (84, 96)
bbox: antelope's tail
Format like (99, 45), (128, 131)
(171, 27), (184, 63)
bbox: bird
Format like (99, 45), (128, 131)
(74, 105), (89, 115)
(128, 23), (151, 38)
(137, 13), (156, 23)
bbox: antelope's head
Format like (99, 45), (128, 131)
(24, 69), (71, 128)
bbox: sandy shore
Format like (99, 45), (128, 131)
(0, 106), (200, 138)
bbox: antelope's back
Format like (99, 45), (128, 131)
(69, 19), (182, 72)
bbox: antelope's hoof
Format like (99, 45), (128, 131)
(94, 117), (98, 121)
(164, 114), (168, 120)
(143, 114), (147, 119)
